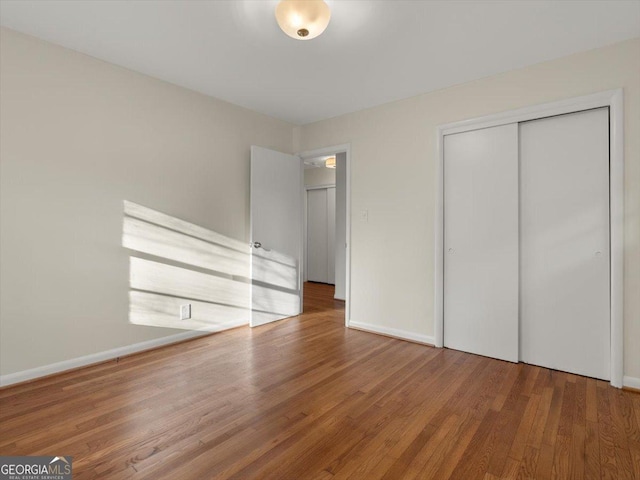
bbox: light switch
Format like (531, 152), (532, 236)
(360, 209), (369, 222)
(180, 304), (191, 320)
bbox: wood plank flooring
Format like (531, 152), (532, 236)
(1, 282), (639, 479)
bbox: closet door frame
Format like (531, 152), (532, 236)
(434, 89), (624, 388)
(304, 183), (336, 283)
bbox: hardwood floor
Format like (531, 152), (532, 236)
(1, 282), (639, 479)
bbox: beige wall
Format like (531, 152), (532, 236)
(304, 166), (336, 187)
(2, 26), (639, 383)
(298, 38), (640, 380)
(0, 28), (294, 376)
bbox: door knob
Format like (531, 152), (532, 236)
(595, 251), (602, 257)
(448, 248), (454, 254)
(251, 241), (271, 252)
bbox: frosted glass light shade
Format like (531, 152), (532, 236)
(275, 0), (331, 40)
(325, 157), (336, 168)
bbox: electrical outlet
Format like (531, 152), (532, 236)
(180, 304), (191, 320)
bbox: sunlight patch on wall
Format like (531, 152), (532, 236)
(122, 201), (299, 332)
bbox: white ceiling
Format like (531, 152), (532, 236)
(1, 1), (639, 125)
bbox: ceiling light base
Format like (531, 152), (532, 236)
(275, 0), (331, 41)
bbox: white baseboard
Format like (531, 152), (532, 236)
(348, 320), (435, 346)
(623, 375), (640, 390)
(0, 320), (247, 387)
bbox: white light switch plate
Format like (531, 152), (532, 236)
(360, 209), (369, 222)
(180, 304), (191, 320)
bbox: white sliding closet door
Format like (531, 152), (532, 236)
(444, 124), (519, 362)
(520, 108), (610, 380)
(327, 187), (336, 285)
(306, 187), (336, 284)
(307, 188), (328, 283)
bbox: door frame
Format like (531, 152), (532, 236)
(304, 184), (336, 283)
(298, 144), (352, 326)
(434, 89), (624, 388)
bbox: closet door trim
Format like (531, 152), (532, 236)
(434, 89), (624, 388)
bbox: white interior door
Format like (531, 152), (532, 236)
(444, 124), (519, 362)
(520, 108), (610, 380)
(250, 146), (303, 327)
(306, 186), (337, 285)
(327, 187), (336, 284)
(307, 188), (328, 283)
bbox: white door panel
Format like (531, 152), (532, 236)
(520, 108), (610, 380)
(306, 186), (336, 285)
(444, 124), (519, 362)
(327, 187), (336, 285)
(307, 188), (328, 283)
(250, 146), (302, 327)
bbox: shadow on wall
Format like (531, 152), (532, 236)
(122, 201), (300, 332)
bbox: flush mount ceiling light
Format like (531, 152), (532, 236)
(325, 156), (336, 168)
(275, 0), (331, 40)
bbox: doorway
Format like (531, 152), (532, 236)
(300, 146), (351, 325)
(249, 144), (351, 328)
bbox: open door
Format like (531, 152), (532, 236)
(250, 146), (303, 327)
